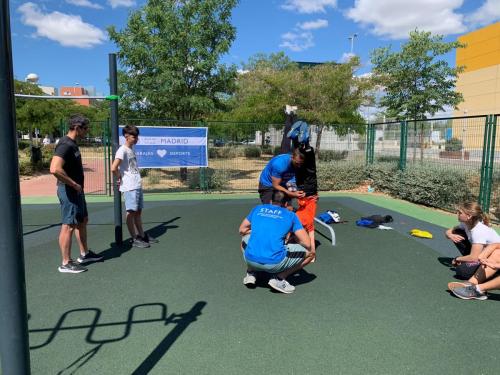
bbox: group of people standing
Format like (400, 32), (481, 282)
(50, 115), (156, 274)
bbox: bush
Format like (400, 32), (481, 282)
(18, 140), (30, 150)
(368, 163), (475, 209)
(208, 147), (242, 159)
(261, 145), (274, 155)
(317, 160), (366, 190)
(318, 150), (348, 162)
(18, 159), (34, 175)
(376, 155), (400, 163)
(445, 137), (463, 151)
(273, 146), (282, 155)
(244, 146), (261, 158)
(188, 167), (229, 191)
(140, 168), (150, 178)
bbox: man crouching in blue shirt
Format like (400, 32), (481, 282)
(238, 190), (314, 294)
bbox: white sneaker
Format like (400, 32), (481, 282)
(268, 277), (295, 294)
(285, 105), (298, 114)
(243, 271), (257, 286)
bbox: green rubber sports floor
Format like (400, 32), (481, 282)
(20, 194), (500, 374)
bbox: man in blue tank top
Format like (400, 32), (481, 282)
(238, 191), (314, 294)
(258, 148), (305, 204)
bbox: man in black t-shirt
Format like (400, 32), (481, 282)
(50, 114), (103, 273)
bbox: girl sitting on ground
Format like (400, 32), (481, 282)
(445, 201), (500, 279)
(448, 243), (500, 300)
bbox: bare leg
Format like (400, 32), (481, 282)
(74, 217), (89, 256)
(478, 275), (500, 292)
(126, 211), (137, 238)
(134, 210), (145, 238)
(278, 251), (314, 280)
(469, 251), (500, 284)
(309, 230), (316, 260)
(59, 224), (75, 265)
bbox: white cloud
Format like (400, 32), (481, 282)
(280, 31), (314, 52)
(298, 19), (328, 30)
(282, 0), (337, 14)
(66, 0), (103, 9)
(18, 2), (106, 48)
(346, 0), (466, 39)
(340, 52), (356, 62)
(466, 0), (500, 27)
(107, 0), (135, 8)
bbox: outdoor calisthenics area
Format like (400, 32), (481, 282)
(3, 3), (500, 375)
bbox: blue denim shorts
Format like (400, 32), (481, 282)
(241, 234), (307, 273)
(57, 184), (88, 224)
(124, 189), (144, 211)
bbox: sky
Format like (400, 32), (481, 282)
(9, 0), (500, 96)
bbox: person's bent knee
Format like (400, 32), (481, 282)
(61, 223), (76, 232)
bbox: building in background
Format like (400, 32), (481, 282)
(39, 85), (57, 96)
(453, 22), (500, 148)
(455, 21), (500, 117)
(60, 86), (90, 106)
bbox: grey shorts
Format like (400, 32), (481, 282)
(241, 234), (307, 273)
(57, 184), (88, 225)
(124, 189), (144, 211)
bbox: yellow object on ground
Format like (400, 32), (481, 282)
(410, 229), (433, 239)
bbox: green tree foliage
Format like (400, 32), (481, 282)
(15, 80), (109, 139)
(371, 30), (465, 161)
(371, 30), (465, 121)
(108, 0), (238, 120)
(225, 53), (371, 152)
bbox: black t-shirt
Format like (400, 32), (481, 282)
(295, 144), (317, 196)
(54, 136), (84, 187)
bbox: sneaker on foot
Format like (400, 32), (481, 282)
(243, 271), (257, 286)
(451, 284), (487, 300)
(58, 261), (87, 274)
(143, 234), (159, 244)
(268, 277), (295, 294)
(447, 281), (472, 290)
(77, 250), (103, 264)
(132, 238), (150, 248)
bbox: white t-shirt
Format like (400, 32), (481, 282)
(115, 145), (142, 192)
(459, 221), (500, 244)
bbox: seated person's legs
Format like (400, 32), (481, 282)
(451, 228), (471, 256)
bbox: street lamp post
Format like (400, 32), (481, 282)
(348, 33), (358, 54)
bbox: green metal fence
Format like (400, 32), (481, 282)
(46, 115), (500, 220)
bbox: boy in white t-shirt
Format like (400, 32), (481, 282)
(111, 125), (158, 248)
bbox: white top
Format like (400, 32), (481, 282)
(459, 221), (500, 244)
(115, 145), (142, 192)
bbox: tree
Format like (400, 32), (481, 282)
(108, 0), (238, 120)
(226, 53), (372, 152)
(371, 30), (465, 160)
(15, 80), (109, 140)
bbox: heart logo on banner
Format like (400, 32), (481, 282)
(157, 149), (167, 158)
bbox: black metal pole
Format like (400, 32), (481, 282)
(109, 53), (122, 245)
(0, 0), (32, 373)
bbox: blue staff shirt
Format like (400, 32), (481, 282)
(244, 204), (304, 264)
(258, 154), (295, 188)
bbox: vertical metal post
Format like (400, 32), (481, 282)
(109, 53), (122, 245)
(0, 0), (32, 373)
(399, 121), (408, 171)
(485, 115), (497, 212)
(479, 115), (491, 207)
